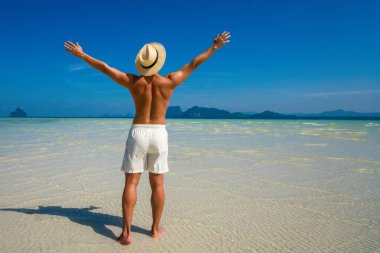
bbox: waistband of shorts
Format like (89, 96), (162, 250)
(131, 124), (166, 128)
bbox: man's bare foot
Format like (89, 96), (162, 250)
(116, 233), (132, 245)
(151, 226), (165, 238)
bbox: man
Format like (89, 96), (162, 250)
(64, 31), (231, 245)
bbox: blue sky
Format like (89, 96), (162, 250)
(0, 0), (379, 116)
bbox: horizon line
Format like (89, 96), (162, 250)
(4, 105), (380, 117)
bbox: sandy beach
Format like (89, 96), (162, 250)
(0, 118), (379, 252)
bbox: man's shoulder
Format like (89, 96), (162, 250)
(162, 73), (177, 80)
(158, 74), (175, 86)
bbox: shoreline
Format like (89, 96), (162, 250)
(2, 116), (380, 120)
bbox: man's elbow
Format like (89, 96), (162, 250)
(188, 60), (198, 70)
(98, 63), (109, 73)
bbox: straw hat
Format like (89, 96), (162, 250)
(135, 42), (166, 76)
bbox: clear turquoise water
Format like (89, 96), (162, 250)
(2, 117), (379, 162)
(1, 118), (379, 197)
(1, 117), (379, 201)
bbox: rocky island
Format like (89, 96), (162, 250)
(9, 108), (28, 117)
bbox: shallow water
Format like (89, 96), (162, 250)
(0, 118), (379, 252)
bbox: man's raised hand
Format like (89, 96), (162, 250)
(64, 41), (84, 58)
(213, 31), (231, 50)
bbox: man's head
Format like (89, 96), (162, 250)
(135, 42), (166, 76)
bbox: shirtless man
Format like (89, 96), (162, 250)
(64, 31), (231, 245)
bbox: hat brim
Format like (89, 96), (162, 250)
(135, 42), (166, 76)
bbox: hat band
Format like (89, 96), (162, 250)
(140, 47), (159, 69)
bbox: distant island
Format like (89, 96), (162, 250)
(9, 107), (28, 117)
(164, 106), (380, 120)
(166, 106), (297, 119)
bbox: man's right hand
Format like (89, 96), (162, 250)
(64, 41), (85, 58)
(212, 31), (231, 50)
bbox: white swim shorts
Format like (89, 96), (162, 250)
(121, 124), (169, 174)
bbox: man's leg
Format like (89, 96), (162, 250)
(118, 172), (141, 245)
(149, 172), (165, 238)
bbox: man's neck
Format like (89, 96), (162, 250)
(144, 73), (159, 82)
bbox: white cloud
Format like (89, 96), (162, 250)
(67, 63), (91, 72)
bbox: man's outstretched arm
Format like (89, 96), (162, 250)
(166, 31), (231, 88)
(64, 41), (135, 90)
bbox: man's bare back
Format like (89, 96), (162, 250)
(129, 74), (173, 124)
